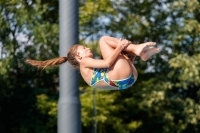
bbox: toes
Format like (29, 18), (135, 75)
(146, 42), (156, 47)
(146, 42), (156, 46)
(155, 48), (161, 53)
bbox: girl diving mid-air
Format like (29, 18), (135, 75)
(25, 36), (160, 90)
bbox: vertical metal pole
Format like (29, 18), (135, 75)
(0, 46), (2, 59)
(92, 89), (97, 133)
(58, 0), (81, 133)
(91, 1), (97, 132)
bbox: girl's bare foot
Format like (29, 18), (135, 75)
(140, 46), (161, 61)
(133, 42), (156, 56)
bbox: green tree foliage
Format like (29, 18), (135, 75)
(0, 0), (58, 133)
(79, 0), (200, 133)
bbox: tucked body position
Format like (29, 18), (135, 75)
(25, 36), (160, 90)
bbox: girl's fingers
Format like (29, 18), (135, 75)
(119, 38), (131, 49)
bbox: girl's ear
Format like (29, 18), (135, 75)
(75, 55), (82, 62)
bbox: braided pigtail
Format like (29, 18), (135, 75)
(25, 57), (68, 68)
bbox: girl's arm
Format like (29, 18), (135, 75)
(81, 39), (129, 68)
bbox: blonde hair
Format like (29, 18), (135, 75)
(25, 44), (80, 69)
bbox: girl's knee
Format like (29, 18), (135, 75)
(99, 36), (109, 45)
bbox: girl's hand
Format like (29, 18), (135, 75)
(119, 38), (132, 49)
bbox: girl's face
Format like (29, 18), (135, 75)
(76, 45), (93, 59)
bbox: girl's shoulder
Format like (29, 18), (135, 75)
(80, 57), (94, 67)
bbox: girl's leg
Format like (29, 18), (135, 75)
(99, 36), (116, 59)
(99, 36), (160, 61)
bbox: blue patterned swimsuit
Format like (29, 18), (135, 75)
(90, 68), (136, 90)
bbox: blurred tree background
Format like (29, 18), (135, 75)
(0, 0), (199, 133)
